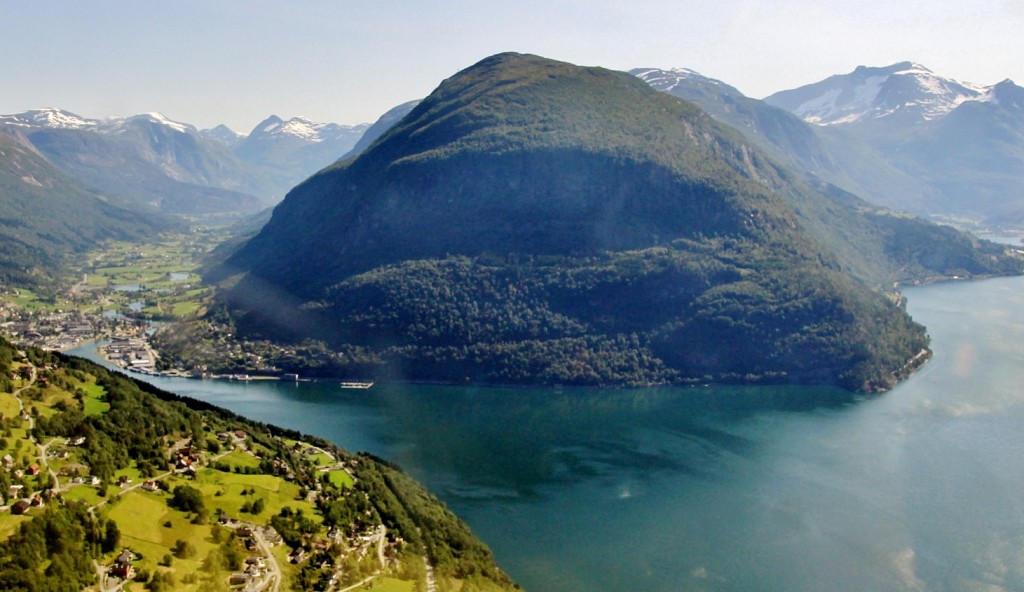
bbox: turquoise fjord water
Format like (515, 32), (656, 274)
(71, 275), (1024, 591)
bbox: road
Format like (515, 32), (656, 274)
(11, 364), (55, 499)
(246, 527), (282, 592)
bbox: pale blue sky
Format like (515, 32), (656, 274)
(2, 0), (1021, 132)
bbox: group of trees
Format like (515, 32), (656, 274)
(243, 243), (928, 390)
(0, 503), (117, 592)
(32, 358), (203, 483)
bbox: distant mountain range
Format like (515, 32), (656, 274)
(214, 53), (1022, 391)
(634, 62), (1024, 226)
(0, 109), (371, 217)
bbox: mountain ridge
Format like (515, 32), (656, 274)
(1, 108), (375, 216)
(636, 62), (1024, 226)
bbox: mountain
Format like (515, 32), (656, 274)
(0, 127), (175, 288)
(198, 123), (245, 148)
(632, 67), (843, 183)
(234, 116), (370, 199)
(214, 53), (1021, 391)
(1, 109), (267, 217)
(765, 62), (987, 127)
(1, 108), (379, 216)
(765, 63), (1024, 223)
(337, 100), (420, 161)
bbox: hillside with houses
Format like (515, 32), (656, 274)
(0, 337), (517, 592)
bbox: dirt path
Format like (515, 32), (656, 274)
(11, 364), (56, 498)
(424, 555), (437, 592)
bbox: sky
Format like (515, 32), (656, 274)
(2, 0), (1023, 133)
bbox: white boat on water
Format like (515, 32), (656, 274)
(340, 381), (374, 389)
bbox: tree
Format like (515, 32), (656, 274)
(102, 519), (120, 553)
(168, 485), (205, 513)
(172, 539), (196, 559)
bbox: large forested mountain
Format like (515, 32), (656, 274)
(214, 53), (1021, 391)
(0, 128), (174, 288)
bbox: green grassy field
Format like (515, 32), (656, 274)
(216, 448), (262, 471)
(0, 392), (21, 419)
(171, 301), (202, 317)
(306, 452), (335, 467)
(373, 577), (417, 592)
(112, 465), (144, 485)
(106, 490), (222, 591)
(62, 485), (105, 507)
(326, 469), (355, 489)
(80, 381), (109, 416)
(0, 513), (31, 540)
(184, 469), (319, 525)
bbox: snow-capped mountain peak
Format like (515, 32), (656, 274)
(0, 108), (96, 130)
(248, 115), (368, 143)
(0, 108), (199, 135)
(98, 112), (197, 135)
(766, 62), (991, 126)
(128, 112), (195, 134)
(276, 117), (326, 141)
(632, 67), (732, 93)
(199, 124), (245, 147)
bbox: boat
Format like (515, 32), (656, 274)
(340, 381), (374, 389)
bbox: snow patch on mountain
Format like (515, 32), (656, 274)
(632, 67), (728, 93)
(133, 112), (195, 134)
(0, 108), (95, 130)
(773, 62), (996, 126)
(252, 115), (368, 142)
(0, 108), (202, 136)
(799, 75), (886, 124)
